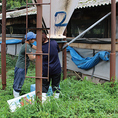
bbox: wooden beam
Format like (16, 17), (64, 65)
(70, 43), (118, 51)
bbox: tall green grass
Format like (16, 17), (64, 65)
(0, 54), (118, 118)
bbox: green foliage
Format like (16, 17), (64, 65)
(0, 54), (17, 74)
(6, 0), (32, 10)
(0, 54), (118, 117)
(0, 0), (33, 11)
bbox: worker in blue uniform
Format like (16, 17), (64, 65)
(13, 32), (37, 98)
(42, 33), (61, 99)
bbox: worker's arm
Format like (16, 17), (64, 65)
(32, 45), (37, 50)
(28, 54), (36, 61)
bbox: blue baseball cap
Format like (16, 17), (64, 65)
(25, 32), (36, 40)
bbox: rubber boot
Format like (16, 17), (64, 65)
(54, 93), (60, 98)
(13, 89), (19, 98)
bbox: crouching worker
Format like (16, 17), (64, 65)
(13, 32), (37, 98)
(42, 33), (61, 99)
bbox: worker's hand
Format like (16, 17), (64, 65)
(32, 45), (37, 50)
(28, 54), (36, 60)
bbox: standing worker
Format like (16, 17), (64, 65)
(42, 33), (61, 99)
(13, 32), (37, 98)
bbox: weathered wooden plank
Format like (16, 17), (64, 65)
(70, 43), (118, 51)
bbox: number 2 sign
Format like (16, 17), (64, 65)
(55, 11), (67, 27)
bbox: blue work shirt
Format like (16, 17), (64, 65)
(42, 40), (61, 76)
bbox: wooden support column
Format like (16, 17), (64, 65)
(62, 40), (67, 80)
(1, 0), (6, 90)
(63, 30), (67, 80)
(110, 0), (116, 83)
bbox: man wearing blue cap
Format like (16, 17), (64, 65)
(13, 32), (37, 98)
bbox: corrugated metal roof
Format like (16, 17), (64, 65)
(0, 7), (37, 20)
(77, 0), (118, 8)
(0, 0), (117, 19)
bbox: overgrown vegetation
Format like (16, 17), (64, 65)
(0, 0), (32, 12)
(0, 54), (118, 117)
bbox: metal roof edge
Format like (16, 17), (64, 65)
(77, 0), (118, 9)
(0, 7), (37, 20)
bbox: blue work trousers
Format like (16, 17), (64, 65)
(13, 67), (27, 92)
(42, 73), (61, 93)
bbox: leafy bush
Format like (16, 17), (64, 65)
(0, 54), (17, 74)
(6, 0), (32, 10)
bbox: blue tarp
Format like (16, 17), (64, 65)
(67, 46), (110, 70)
(0, 39), (22, 44)
(0, 39), (36, 45)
